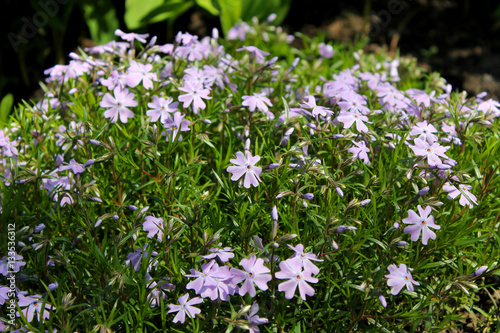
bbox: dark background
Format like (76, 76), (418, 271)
(2, 0), (500, 107)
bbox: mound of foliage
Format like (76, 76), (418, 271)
(1, 16), (499, 332)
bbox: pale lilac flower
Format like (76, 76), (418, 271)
(385, 263), (419, 295)
(58, 159), (94, 174)
(287, 244), (323, 275)
(100, 70), (128, 90)
(242, 93), (273, 116)
(143, 215), (165, 242)
(125, 60), (158, 90)
(115, 29), (149, 43)
(147, 279), (175, 308)
(276, 257), (319, 300)
(162, 112), (190, 142)
(0, 254), (26, 276)
(402, 205), (440, 245)
(478, 98), (500, 116)
(0, 286), (9, 305)
(348, 141), (370, 165)
(299, 95), (329, 117)
(168, 293), (203, 323)
(442, 183), (478, 208)
(202, 246), (235, 263)
(125, 245), (158, 272)
(227, 151), (262, 188)
(227, 22), (251, 41)
(42, 174), (74, 207)
(318, 43), (334, 58)
(200, 264), (235, 301)
(230, 255), (272, 297)
(17, 294), (55, 323)
(100, 87), (137, 123)
(410, 121), (438, 143)
(409, 138), (450, 166)
(178, 81), (211, 114)
(236, 46), (270, 64)
(245, 302), (268, 333)
(186, 260), (219, 294)
(337, 110), (370, 133)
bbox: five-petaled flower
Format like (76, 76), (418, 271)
(167, 293), (203, 323)
(385, 263), (419, 295)
(100, 86), (137, 123)
(227, 151), (262, 188)
(275, 257), (318, 300)
(403, 205), (440, 245)
(230, 255), (272, 297)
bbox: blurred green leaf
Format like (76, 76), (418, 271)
(195, 0), (219, 15)
(80, 0), (120, 45)
(0, 93), (13, 126)
(217, 0), (242, 35)
(125, 0), (194, 30)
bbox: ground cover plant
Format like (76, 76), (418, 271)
(1, 15), (500, 332)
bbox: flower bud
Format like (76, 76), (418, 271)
(360, 199), (371, 206)
(335, 186), (344, 197)
(34, 224), (45, 234)
(268, 163), (280, 169)
(379, 294), (387, 308)
(470, 266), (488, 277)
(336, 225), (347, 233)
(267, 13), (277, 22)
(271, 206), (278, 222)
(302, 193), (314, 200)
(418, 186), (430, 196)
(393, 222), (400, 229)
(48, 282), (59, 291)
(113, 215), (119, 220)
(128, 205), (138, 211)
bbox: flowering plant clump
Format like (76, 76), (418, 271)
(0, 15), (499, 333)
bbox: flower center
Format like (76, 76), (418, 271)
(248, 273), (253, 277)
(427, 148), (431, 152)
(296, 275), (301, 279)
(246, 165), (251, 169)
(117, 103), (122, 107)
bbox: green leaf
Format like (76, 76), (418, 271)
(125, 0), (194, 30)
(217, 0), (242, 35)
(0, 93), (13, 126)
(195, 0), (219, 15)
(79, 0), (120, 45)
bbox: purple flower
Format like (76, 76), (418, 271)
(299, 95), (329, 117)
(125, 245), (158, 272)
(245, 302), (268, 333)
(147, 279), (175, 308)
(0, 254), (26, 276)
(58, 159), (92, 174)
(200, 264), (235, 301)
(287, 244), (323, 275)
(242, 93), (273, 117)
(409, 138), (450, 166)
(385, 263), (419, 295)
(275, 257), (319, 300)
(100, 87), (137, 123)
(115, 29), (148, 43)
(17, 294), (55, 323)
(178, 81), (211, 114)
(227, 151), (262, 188)
(162, 112), (190, 142)
(348, 141), (371, 165)
(318, 43), (334, 58)
(167, 293), (203, 323)
(143, 215), (165, 242)
(202, 246), (235, 263)
(230, 255), (272, 297)
(125, 60), (158, 89)
(147, 96), (178, 123)
(410, 121), (438, 143)
(236, 46), (270, 64)
(337, 110), (370, 133)
(186, 260), (219, 294)
(403, 205), (440, 245)
(442, 183), (478, 208)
